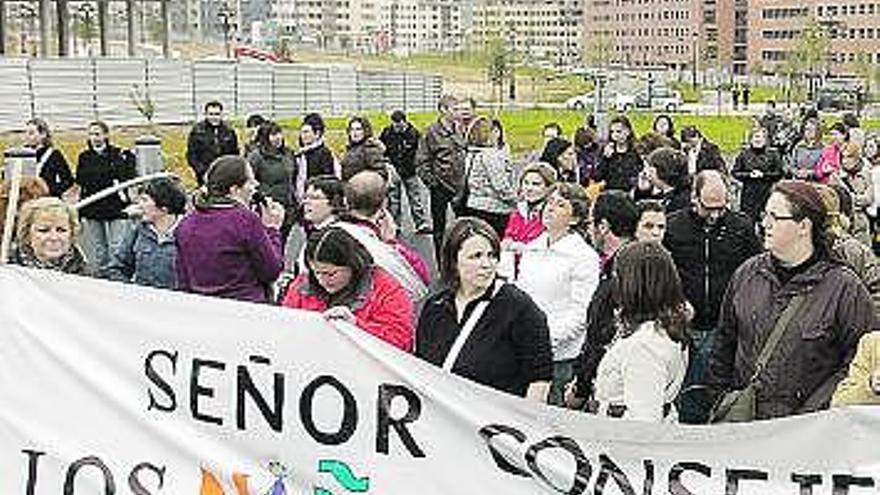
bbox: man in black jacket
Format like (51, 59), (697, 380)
(663, 170), (762, 422)
(380, 110), (431, 233)
(186, 100), (240, 186)
(566, 191), (638, 408)
(680, 125), (727, 176)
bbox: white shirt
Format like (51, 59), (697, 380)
(515, 232), (600, 361)
(594, 320), (689, 423)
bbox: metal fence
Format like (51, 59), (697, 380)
(0, 58), (443, 131)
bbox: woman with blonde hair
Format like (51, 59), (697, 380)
(12, 196), (88, 275)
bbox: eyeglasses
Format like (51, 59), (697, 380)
(761, 211), (797, 224)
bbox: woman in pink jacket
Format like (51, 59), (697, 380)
(283, 226), (414, 352)
(815, 122), (849, 184)
(499, 162), (557, 277)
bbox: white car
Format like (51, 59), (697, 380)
(634, 88), (683, 112)
(565, 91), (618, 110)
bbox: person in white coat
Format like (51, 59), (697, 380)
(516, 182), (601, 405)
(594, 241), (690, 422)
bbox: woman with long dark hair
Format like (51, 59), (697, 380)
(248, 121), (297, 240)
(591, 241), (690, 422)
(23, 117), (74, 198)
(594, 115), (643, 192)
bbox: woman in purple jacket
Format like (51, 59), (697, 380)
(175, 155), (286, 303)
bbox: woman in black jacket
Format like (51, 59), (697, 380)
(594, 115), (643, 193)
(24, 118), (74, 198)
(732, 125), (786, 225)
(75, 121), (137, 271)
(248, 121), (297, 240)
(293, 113), (338, 205)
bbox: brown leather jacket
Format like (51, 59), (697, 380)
(415, 117), (466, 195)
(706, 253), (876, 419)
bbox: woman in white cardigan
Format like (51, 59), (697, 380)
(516, 183), (601, 405)
(594, 241), (690, 422)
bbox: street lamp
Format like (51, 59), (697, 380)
(17, 4), (38, 57)
(78, 2), (97, 57)
(691, 29), (699, 90)
(217, 3), (238, 59)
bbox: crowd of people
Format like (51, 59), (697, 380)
(3, 95), (880, 425)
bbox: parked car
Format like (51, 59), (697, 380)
(634, 88), (683, 112)
(565, 91), (619, 110)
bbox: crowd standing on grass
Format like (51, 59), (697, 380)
(6, 95), (880, 425)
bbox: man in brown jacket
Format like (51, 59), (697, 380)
(415, 95), (470, 261)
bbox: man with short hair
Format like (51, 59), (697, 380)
(680, 126), (727, 176)
(663, 169), (761, 423)
(336, 170), (428, 302)
(567, 190), (639, 407)
(415, 95), (468, 261)
(380, 110), (431, 233)
(187, 101), (240, 186)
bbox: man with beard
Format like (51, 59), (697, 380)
(663, 170), (761, 422)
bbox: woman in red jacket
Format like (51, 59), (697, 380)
(282, 226), (414, 352)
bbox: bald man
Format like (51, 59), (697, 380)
(663, 169), (762, 423)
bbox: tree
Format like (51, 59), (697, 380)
(789, 18), (830, 101)
(486, 37), (511, 107)
(851, 51), (880, 104)
(584, 32), (613, 68)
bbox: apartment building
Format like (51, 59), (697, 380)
(472, 0), (583, 66)
(383, 0), (464, 55)
(582, 0), (702, 69)
(751, 0), (880, 75)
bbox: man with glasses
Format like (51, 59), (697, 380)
(663, 170), (761, 423)
(187, 100), (240, 186)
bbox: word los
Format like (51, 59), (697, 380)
(19, 450), (164, 495)
(144, 349), (425, 458)
(479, 424), (876, 495)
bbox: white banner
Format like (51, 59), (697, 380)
(1, 266), (880, 495)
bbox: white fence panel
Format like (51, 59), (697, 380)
(30, 59), (93, 129)
(0, 59), (31, 131)
(274, 64), (308, 118)
(94, 59), (148, 127)
(192, 60), (236, 119)
(149, 59), (195, 124)
(237, 61), (275, 120)
(0, 59), (441, 131)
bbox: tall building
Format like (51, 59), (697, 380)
(750, 0), (880, 76)
(169, 0), (203, 40)
(582, 0), (701, 70)
(383, 0), (465, 55)
(270, 0), (464, 54)
(472, 0), (583, 66)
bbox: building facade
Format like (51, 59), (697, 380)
(582, 0), (701, 69)
(472, 0), (583, 66)
(750, 0), (880, 75)
(383, 0), (464, 55)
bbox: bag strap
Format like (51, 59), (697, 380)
(35, 147), (54, 176)
(749, 294), (806, 383)
(442, 281), (502, 372)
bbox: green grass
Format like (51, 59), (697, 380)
(3, 111), (878, 189)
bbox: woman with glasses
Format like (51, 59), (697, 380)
(283, 226), (414, 352)
(706, 180), (875, 421)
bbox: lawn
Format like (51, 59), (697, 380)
(2, 110), (877, 188)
